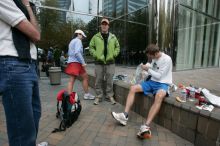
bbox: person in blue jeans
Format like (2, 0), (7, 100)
(111, 44), (173, 139)
(0, 0), (47, 146)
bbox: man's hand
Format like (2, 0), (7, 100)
(82, 64), (87, 67)
(141, 64), (148, 71)
(21, 0), (30, 6)
(141, 63), (151, 71)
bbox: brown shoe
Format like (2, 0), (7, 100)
(109, 97), (116, 105)
(94, 97), (99, 105)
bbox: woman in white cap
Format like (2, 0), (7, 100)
(65, 29), (95, 100)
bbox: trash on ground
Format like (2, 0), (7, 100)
(196, 104), (214, 112)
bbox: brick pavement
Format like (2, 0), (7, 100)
(0, 77), (193, 146)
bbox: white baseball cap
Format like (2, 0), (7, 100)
(74, 29), (86, 37)
(101, 18), (109, 24)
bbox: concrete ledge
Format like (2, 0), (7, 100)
(84, 74), (220, 146)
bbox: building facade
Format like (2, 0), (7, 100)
(57, 0), (72, 22)
(101, 0), (220, 70)
(36, 0), (220, 71)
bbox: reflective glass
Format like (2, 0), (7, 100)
(32, 0), (220, 69)
(176, 3), (220, 70)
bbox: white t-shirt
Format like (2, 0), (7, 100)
(0, 0), (37, 60)
(148, 52), (173, 85)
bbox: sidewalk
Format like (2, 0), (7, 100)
(0, 77), (193, 146)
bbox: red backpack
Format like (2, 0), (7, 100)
(52, 89), (82, 133)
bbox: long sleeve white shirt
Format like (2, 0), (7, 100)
(148, 53), (173, 85)
(67, 38), (85, 65)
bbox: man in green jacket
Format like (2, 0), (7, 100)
(89, 18), (120, 105)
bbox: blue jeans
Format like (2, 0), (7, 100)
(0, 57), (41, 146)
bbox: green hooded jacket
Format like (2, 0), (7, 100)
(89, 32), (120, 64)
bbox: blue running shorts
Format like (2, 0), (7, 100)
(140, 80), (169, 96)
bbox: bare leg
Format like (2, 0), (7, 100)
(81, 72), (89, 93)
(145, 90), (166, 125)
(125, 84), (143, 113)
(67, 75), (75, 94)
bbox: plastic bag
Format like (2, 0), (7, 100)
(131, 63), (149, 84)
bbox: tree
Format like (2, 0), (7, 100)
(85, 17), (99, 47)
(37, 0), (86, 54)
(37, 0), (60, 50)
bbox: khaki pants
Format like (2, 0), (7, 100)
(95, 64), (115, 99)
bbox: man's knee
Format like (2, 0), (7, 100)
(130, 85), (140, 93)
(155, 90), (166, 102)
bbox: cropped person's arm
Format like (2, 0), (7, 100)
(74, 40), (86, 65)
(75, 53), (86, 65)
(15, 0), (40, 42)
(0, 0), (40, 42)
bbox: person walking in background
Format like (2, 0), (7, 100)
(65, 29), (95, 100)
(60, 51), (66, 72)
(41, 52), (47, 65)
(89, 18), (120, 105)
(0, 0), (47, 145)
(111, 44), (172, 139)
(47, 47), (54, 64)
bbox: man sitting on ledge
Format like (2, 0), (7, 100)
(111, 44), (173, 139)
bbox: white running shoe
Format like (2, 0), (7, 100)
(109, 97), (116, 105)
(137, 125), (152, 139)
(111, 112), (128, 126)
(94, 97), (99, 105)
(84, 93), (95, 100)
(38, 142), (48, 146)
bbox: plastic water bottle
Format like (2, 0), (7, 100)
(181, 89), (187, 102)
(130, 74), (136, 85)
(189, 87), (195, 101)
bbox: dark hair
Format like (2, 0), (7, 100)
(146, 44), (160, 55)
(73, 33), (78, 39)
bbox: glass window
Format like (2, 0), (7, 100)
(35, 0), (220, 69)
(116, 0), (124, 17)
(102, 0), (114, 17)
(126, 22), (148, 65)
(176, 2), (220, 70)
(179, 0), (193, 7)
(128, 0), (148, 14)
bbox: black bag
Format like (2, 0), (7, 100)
(52, 90), (81, 133)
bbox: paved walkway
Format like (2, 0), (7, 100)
(1, 65), (219, 146)
(0, 77), (193, 146)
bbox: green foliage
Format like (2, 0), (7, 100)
(84, 17), (99, 48)
(36, 0), (86, 53)
(37, 0), (59, 50)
